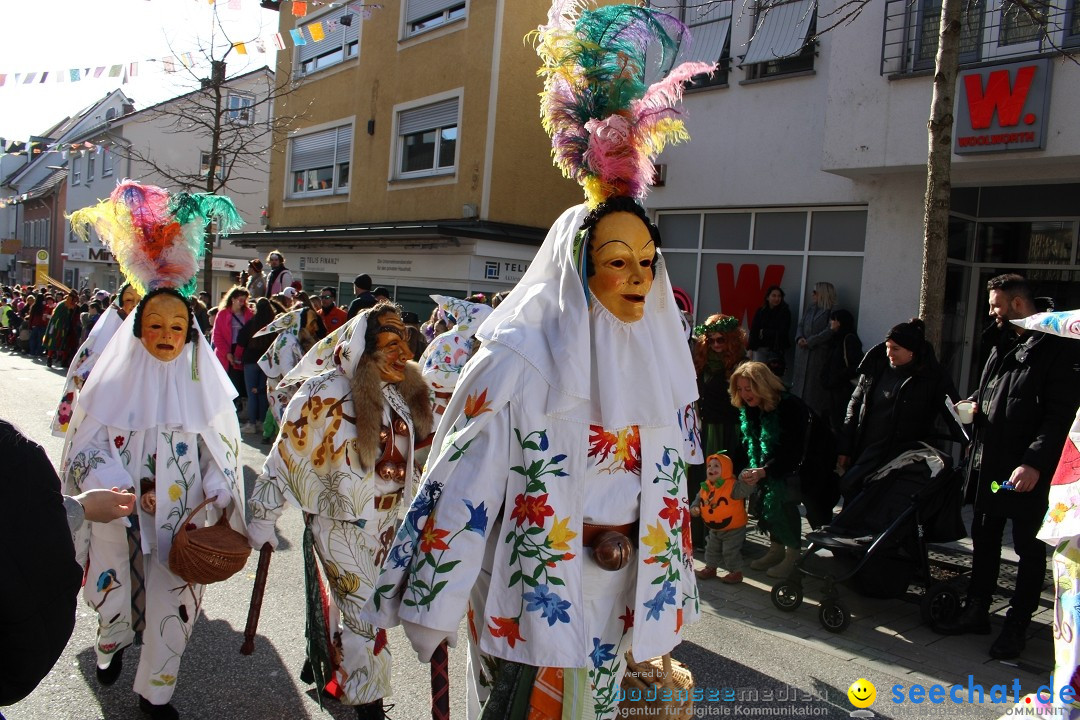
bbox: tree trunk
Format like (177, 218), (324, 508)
(920, 0), (963, 349)
(203, 60), (227, 295)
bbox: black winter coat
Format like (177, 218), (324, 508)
(748, 303), (792, 354)
(966, 330), (1080, 519)
(840, 342), (966, 462)
(0, 420), (82, 705)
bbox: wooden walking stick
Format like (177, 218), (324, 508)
(430, 640), (450, 720)
(240, 543), (274, 655)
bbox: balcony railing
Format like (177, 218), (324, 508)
(881, 0), (1080, 76)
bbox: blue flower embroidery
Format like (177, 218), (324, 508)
(463, 499), (488, 536)
(590, 637), (616, 669)
(643, 581), (676, 621)
(523, 584), (571, 626)
(406, 480), (443, 530)
(176, 442), (189, 457)
(388, 542), (410, 570)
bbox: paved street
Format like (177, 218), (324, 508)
(0, 347), (1062, 720)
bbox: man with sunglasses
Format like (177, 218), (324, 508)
(318, 286), (348, 332)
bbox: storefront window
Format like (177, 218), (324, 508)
(975, 220), (1075, 264)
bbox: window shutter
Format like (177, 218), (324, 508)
(336, 126), (353, 164)
(297, 7), (347, 63)
(742, 0), (815, 64)
(406, 0), (460, 24)
(399, 98), (459, 135)
(290, 128), (338, 171)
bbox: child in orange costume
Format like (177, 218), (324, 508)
(690, 453), (755, 584)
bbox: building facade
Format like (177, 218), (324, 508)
(233, 0), (581, 318)
(0, 90), (132, 287)
(647, 0), (1080, 394)
(63, 68), (275, 300)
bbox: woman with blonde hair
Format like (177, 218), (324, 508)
(729, 361), (818, 579)
(791, 281), (836, 417)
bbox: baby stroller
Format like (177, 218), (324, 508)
(769, 442), (966, 633)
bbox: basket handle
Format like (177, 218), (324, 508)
(661, 653), (672, 678)
(180, 497), (220, 528)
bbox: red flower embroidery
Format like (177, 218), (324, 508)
(510, 493), (554, 527)
(619, 606), (634, 633)
(680, 507), (694, 558)
(659, 496), (682, 529)
(488, 616), (525, 648)
(373, 628), (388, 655)
(113, 435), (125, 449)
(419, 518), (451, 553)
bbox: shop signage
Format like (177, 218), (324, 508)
(64, 245), (114, 263)
(715, 263), (785, 327)
(474, 258), (531, 284)
(298, 254), (341, 272)
(954, 58), (1050, 155)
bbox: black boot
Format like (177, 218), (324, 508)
(96, 647), (125, 686)
(989, 614), (1029, 659)
(138, 695), (180, 720)
(936, 596), (992, 635)
(355, 699), (385, 719)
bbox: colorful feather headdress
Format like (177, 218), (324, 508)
(533, 1), (715, 207)
(68, 180), (243, 298)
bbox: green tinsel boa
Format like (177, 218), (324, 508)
(740, 401), (798, 547)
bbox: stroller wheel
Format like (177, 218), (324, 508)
(818, 601), (850, 633)
(770, 582), (803, 612)
(921, 582), (961, 629)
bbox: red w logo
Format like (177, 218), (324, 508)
(715, 263), (785, 327)
(963, 65), (1037, 130)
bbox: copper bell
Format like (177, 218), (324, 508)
(592, 530), (633, 571)
(392, 418), (408, 436)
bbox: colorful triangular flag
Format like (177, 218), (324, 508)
(289, 28), (306, 45)
(292, 1), (308, 17)
(308, 21), (325, 42)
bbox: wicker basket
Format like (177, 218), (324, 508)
(617, 652), (695, 718)
(168, 497), (251, 585)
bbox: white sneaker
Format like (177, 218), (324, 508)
(240, 423), (256, 433)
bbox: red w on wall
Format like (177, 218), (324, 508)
(963, 65), (1036, 130)
(716, 263), (785, 326)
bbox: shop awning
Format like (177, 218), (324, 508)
(228, 218), (548, 251)
(742, 0), (816, 65)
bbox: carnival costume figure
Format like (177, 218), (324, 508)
(363, 4), (711, 717)
(61, 181), (246, 720)
(254, 305), (326, 424)
(1007, 311), (1080, 714)
(247, 303), (434, 719)
(52, 283), (141, 438)
(420, 293), (493, 423)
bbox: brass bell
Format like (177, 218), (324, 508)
(592, 530), (633, 571)
(393, 418), (408, 436)
(379, 427), (391, 444)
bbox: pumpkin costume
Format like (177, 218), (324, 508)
(691, 454), (754, 582)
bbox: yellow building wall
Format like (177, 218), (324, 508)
(266, 0), (581, 233)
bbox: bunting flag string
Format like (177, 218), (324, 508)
(0, 2), (381, 90)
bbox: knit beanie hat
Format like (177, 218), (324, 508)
(886, 318), (925, 352)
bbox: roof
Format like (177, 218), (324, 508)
(25, 168), (68, 199)
(228, 218), (548, 250)
(101, 66), (274, 131)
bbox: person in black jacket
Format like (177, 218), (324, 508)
(236, 298), (277, 436)
(938, 275), (1080, 660)
(821, 309), (862, 436)
(837, 318), (966, 502)
(748, 285), (791, 376)
(0, 420), (133, 709)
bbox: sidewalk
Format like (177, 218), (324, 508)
(693, 512), (1056, 692)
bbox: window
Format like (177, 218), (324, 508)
(226, 93), (255, 124)
(999, 0), (1048, 46)
(295, 6), (360, 77)
(647, 1), (732, 88)
(913, 0), (981, 70)
(405, 0), (466, 38)
(200, 152), (226, 180)
(289, 124), (352, 197)
(1067, 0), (1080, 45)
(742, 0), (816, 80)
(396, 98), (458, 178)
(87, 152), (95, 182)
(101, 146), (114, 176)
(71, 157), (81, 185)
